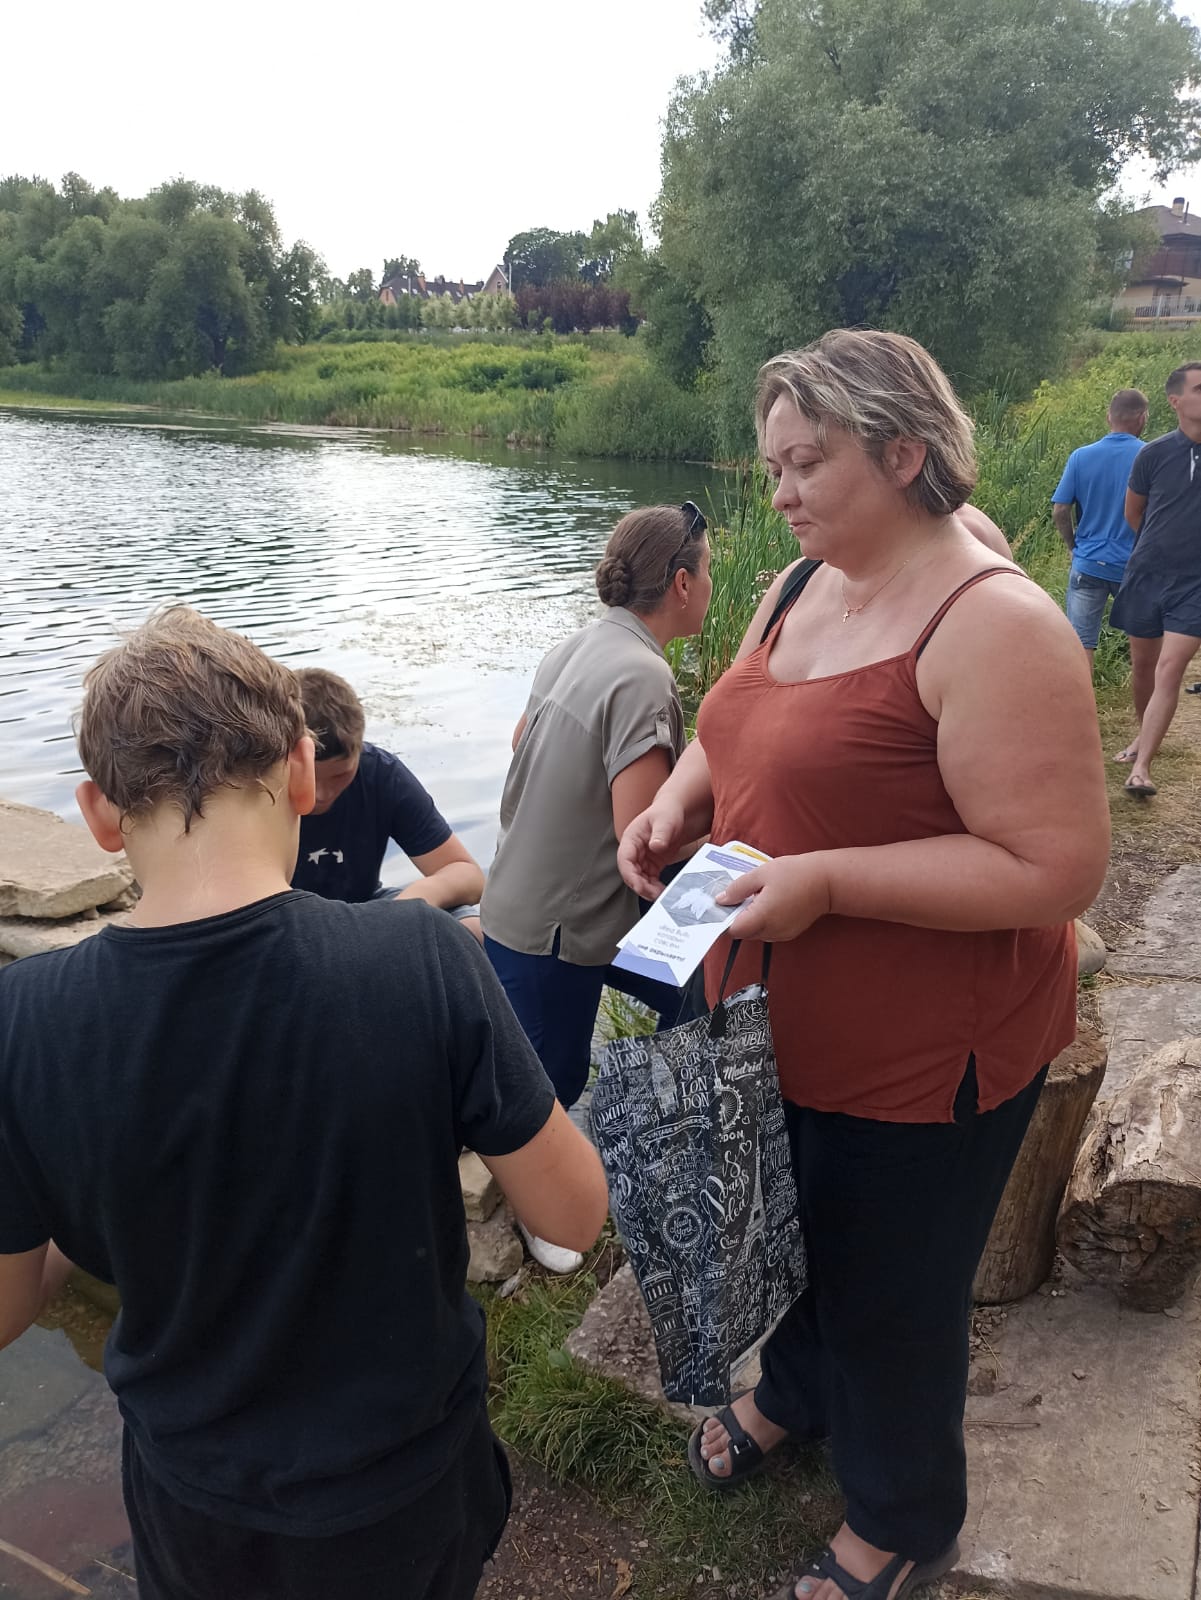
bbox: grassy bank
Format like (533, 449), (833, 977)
(0, 337), (714, 460)
(478, 1258), (838, 1596)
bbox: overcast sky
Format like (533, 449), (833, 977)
(4, 0), (1200, 281)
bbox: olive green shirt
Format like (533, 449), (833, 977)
(481, 608), (685, 965)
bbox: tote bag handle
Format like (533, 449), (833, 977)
(709, 940), (771, 1040)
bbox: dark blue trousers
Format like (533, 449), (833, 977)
(483, 931), (691, 1106)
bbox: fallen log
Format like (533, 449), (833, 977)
(1056, 1039), (1201, 1311)
(973, 1028), (1107, 1305)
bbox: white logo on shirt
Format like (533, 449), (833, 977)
(307, 848), (327, 865)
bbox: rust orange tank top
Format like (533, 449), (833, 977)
(698, 567), (1076, 1123)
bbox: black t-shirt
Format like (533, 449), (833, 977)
(292, 744), (452, 902)
(1127, 429), (1201, 579)
(0, 892), (554, 1536)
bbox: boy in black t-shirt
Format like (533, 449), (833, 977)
(0, 608), (608, 1600)
(293, 668), (484, 941)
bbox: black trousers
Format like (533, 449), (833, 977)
(755, 1058), (1046, 1561)
(122, 1405), (512, 1600)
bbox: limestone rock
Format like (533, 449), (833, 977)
(0, 798), (133, 919)
(1076, 919), (1107, 978)
(466, 1208), (523, 1283)
(459, 1151), (501, 1221)
(566, 1263), (696, 1423)
(0, 908), (131, 959)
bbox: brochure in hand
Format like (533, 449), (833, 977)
(611, 840), (771, 988)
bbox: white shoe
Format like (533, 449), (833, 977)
(518, 1222), (584, 1275)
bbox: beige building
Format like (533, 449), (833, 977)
(1113, 197), (1201, 328)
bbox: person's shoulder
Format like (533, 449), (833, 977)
(1143, 429), (1184, 459)
(0, 940), (96, 1009)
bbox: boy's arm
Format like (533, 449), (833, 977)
(0, 1243), (74, 1351)
(482, 1105), (608, 1253)
(399, 834), (485, 909)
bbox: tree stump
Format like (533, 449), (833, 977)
(973, 1027), (1108, 1305)
(1057, 1038), (1201, 1311)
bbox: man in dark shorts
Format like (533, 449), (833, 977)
(0, 608), (608, 1600)
(1111, 362), (1201, 796)
(293, 668), (484, 940)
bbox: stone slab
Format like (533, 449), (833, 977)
(0, 1324), (132, 1597)
(459, 1151), (501, 1222)
(955, 1276), (1201, 1598)
(0, 797), (133, 920)
(0, 907), (130, 959)
(1109, 865), (1201, 979)
(1099, 981), (1201, 1101)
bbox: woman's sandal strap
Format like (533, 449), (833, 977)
(716, 1403), (763, 1466)
(798, 1547), (908, 1599)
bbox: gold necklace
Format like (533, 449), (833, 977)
(839, 542), (930, 623)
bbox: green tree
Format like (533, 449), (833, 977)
(382, 255), (422, 281)
(658, 0), (1201, 452)
(503, 227), (585, 288)
(346, 266), (376, 302)
(580, 210), (643, 282)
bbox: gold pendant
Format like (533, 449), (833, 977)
(841, 610), (851, 623)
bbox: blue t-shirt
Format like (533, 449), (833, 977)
(293, 743), (452, 902)
(1052, 432), (1145, 580)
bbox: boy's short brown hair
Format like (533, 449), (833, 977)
(294, 669), (365, 762)
(77, 606), (306, 830)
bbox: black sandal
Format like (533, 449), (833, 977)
(687, 1398), (776, 1492)
(772, 1540), (960, 1600)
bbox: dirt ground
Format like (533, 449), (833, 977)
(480, 1457), (645, 1600)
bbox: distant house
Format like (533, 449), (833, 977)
(1114, 198), (1201, 328)
(379, 271), (494, 306)
(481, 264), (509, 296)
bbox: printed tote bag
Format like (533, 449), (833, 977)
(590, 945), (808, 1405)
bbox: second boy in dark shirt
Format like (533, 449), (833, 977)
(292, 668), (484, 937)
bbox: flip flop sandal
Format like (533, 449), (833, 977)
(687, 1397), (775, 1492)
(772, 1539), (960, 1600)
(1124, 779), (1157, 798)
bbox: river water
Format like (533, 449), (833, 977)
(0, 406), (723, 884)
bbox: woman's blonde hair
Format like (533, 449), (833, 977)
(755, 329), (977, 515)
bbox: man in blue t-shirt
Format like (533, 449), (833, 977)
(1052, 388), (1148, 676)
(292, 669), (484, 938)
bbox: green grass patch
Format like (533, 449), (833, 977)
(0, 337), (714, 459)
(476, 1261), (839, 1596)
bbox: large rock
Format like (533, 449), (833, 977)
(459, 1152), (501, 1222)
(466, 1208), (523, 1283)
(0, 908), (131, 959)
(1075, 918), (1107, 978)
(0, 798), (133, 919)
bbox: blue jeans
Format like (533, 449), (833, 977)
(483, 931), (692, 1107)
(1065, 569), (1122, 649)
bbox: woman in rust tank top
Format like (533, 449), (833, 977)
(619, 330), (1110, 1600)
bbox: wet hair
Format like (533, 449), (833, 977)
(1108, 388), (1148, 421)
(1165, 363), (1201, 396)
(594, 505), (706, 613)
(755, 329), (977, 515)
(294, 668), (365, 761)
(76, 606), (306, 831)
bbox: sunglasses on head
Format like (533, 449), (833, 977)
(681, 501), (707, 539)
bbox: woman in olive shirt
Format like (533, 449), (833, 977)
(482, 504), (712, 1270)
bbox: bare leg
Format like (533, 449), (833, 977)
(1115, 635), (1162, 761)
(1128, 632), (1201, 789)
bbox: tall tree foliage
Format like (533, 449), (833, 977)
(0, 173), (324, 376)
(658, 0), (1201, 451)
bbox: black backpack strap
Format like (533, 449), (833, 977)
(760, 558), (822, 643)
